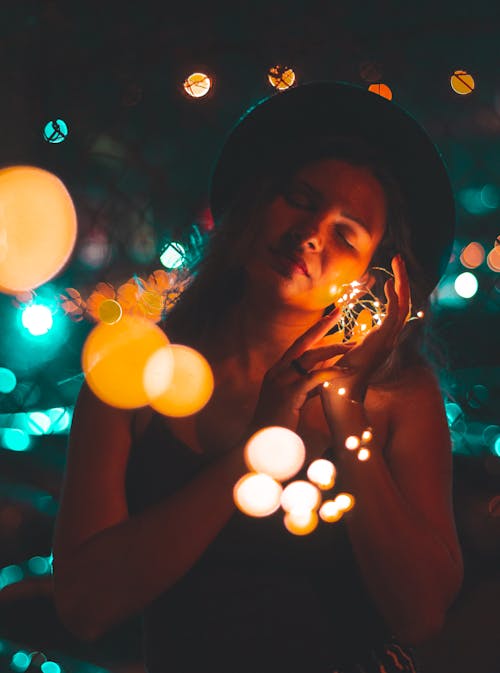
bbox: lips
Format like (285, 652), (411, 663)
(270, 248), (310, 277)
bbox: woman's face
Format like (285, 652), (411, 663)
(244, 158), (387, 312)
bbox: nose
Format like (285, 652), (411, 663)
(289, 219), (324, 252)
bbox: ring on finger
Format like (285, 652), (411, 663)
(290, 358), (309, 376)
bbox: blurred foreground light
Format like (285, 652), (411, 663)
(244, 426), (305, 481)
(160, 242), (186, 269)
(43, 119), (69, 143)
(0, 367), (16, 393)
(283, 510), (318, 535)
(233, 472), (282, 517)
(280, 481), (320, 516)
(0, 166), (77, 294)
(454, 272), (478, 298)
(82, 315), (171, 409)
(319, 500), (343, 523)
(1, 428), (30, 451)
(183, 72), (212, 98)
(10, 651), (30, 672)
(41, 663), (61, 673)
(450, 70), (475, 95)
(27, 555), (51, 575)
(27, 411), (51, 435)
(460, 242), (484, 269)
(493, 436), (500, 458)
(21, 304), (53, 335)
(480, 184), (500, 209)
(486, 246), (500, 271)
(46, 407), (72, 433)
(147, 344), (213, 417)
(2, 564), (23, 586)
(268, 65), (296, 91)
(307, 459), (336, 490)
(335, 492), (355, 512)
(99, 298), (122, 324)
(368, 83), (393, 100)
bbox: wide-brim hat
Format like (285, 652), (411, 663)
(209, 80), (455, 292)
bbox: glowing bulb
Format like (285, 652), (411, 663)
(183, 72), (212, 98)
(244, 426), (305, 481)
(0, 165), (77, 294)
(233, 472), (282, 517)
(281, 480), (320, 515)
(160, 242), (185, 269)
(283, 510), (318, 535)
(454, 272), (478, 298)
(307, 459), (336, 490)
(361, 428), (373, 443)
(358, 448), (370, 461)
(323, 381), (330, 388)
(319, 500), (343, 522)
(416, 310), (424, 318)
(21, 304), (53, 335)
(335, 492), (355, 512)
(147, 344), (214, 417)
(345, 435), (360, 450)
(338, 387), (346, 396)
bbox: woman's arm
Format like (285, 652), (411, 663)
(52, 382), (247, 643)
(322, 365), (463, 644)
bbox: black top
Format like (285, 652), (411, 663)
(125, 410), (404, 673)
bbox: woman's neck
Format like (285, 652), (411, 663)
(202, 293), (324, 380)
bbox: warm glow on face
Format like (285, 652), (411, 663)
(335, 492), (355, 512)
(0, 165), (77, 294)
(283, 510), (318, 535)
(244, 426), (306, 481)
(450, 70), (475, 95)
(183, 72), (212, 98)
(280, 480), (320, 515)
(319, 500), (343, 523)
(307, 459), (336, 490)
(147, 344), (214, 417)
(233, 472), (282, 517)
(82, 315), (170, 408)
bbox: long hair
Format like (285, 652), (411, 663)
(165, 137), (438, 384)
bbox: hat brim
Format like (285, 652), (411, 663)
(209, 80), (455, 292)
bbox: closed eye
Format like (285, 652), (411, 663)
(335, 226), (356, 250)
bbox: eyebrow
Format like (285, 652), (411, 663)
(298, 179), (372, 236)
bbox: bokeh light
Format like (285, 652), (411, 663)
(480, 184), (500, 209)
(357, 448), (370, 461)
(0, 367), (16, 393)
(98, 298), (122, 324)
(280, 481), (320, 516)
(268, 65), (296, 91)
(244, 426), (305, 481)
(43, 119), (69, 143)
(0, 166), (77, 294)
(41, 663), (61, 673)
(454, 271), (478, 298)
(319, 500), (343, 523)
(493, 435), (500, 457)
(147, 344), (214, 417)
(368, 83), (392, 100)
(27, 556), (51, 575)
(460, 242), (485, 269)
(283, 510), (318, 535)
(27, 411), (51, 435)
(335, 492), (355, 512)
(233, 472), (282, 517)
(345, 435), (360, 450)
(306, 459), (336, 490)
(21, 304), (53, 336)
(10, 651), (30, 672)
(1, 428), (30, 451)
(450, 70), (475, 95)
(82, 315), (170, 409)
(486, 246), (500, 271)
(160, 242), (186, 269)
(183, 72), (212, 98)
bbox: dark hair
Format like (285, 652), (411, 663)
(166, 136), (436, 384)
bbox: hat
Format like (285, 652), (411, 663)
(209, 81), (455, 292)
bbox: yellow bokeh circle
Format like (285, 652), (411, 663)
(233, 472), (283, 517)
(147, 344), (214, 417)
(184, 73), (212, 98)
(268, 65), (296, 91)
(244, 426), (305, 481)
(0, 165), (77, 294)
(98, 299), (122, 324)
(284, 510), (318, 536)
(82, 315), (170, 409)
(450, 70), (475, 95)
(368, 83), (392, 100)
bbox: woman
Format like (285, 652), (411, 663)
(52, 81), (464, 673)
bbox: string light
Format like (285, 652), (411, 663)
(183, 72), (212, 98)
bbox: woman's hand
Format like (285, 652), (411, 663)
(321, 254), (411, 405)
(249, 308), (355, 433)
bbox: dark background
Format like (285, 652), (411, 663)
(0, 1), (499, 671)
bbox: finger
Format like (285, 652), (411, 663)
(294, 366), (353, 396)
(299, 343), (356, 370)
(392, 254), (411, 325)
(282, 307), (342, 363)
